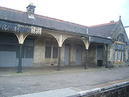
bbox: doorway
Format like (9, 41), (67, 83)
(97, 45), (104, 66)
(64, 44), (70, 65)
(76, 45), (82, 65)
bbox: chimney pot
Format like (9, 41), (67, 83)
(26, 3), (36, 19)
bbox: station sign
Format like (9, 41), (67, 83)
(0, 20), (42, 34)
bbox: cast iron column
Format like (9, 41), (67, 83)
(17, 44), (23, 73)
(57, 47), (61, 70)
(85, 49), (88, 69)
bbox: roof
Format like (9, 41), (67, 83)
(0, 6), (121, 41)
(0, 6), (87, 35)
(88, 22), (118, 38)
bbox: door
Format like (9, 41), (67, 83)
(97, 45), (103, 66)
(64, 44), (70, 65)
(76, 45), (82, 65)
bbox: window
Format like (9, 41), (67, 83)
(23, 46), (34, 58)
(117, 34), (125, 42)
(16, 39), (34, 58)
(45, 40), (58, 59)
(45, 46), (58, 58)
(0, 45), (17, 51)
(115, 44), (125, 62)
(114, 34), (126, 62)
(45, 46), (51, 58)
(53, 47), (58, 58)
(16, 46), (34, 58)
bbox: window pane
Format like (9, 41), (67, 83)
(26, 47), (33, 58)
(53, 47), (58, 58)
(0, 45), (17, 51)
(23, 46), (34, 58)
(115, 50), (117, 61)
(16, 46), (34, 58)
(45, 46), (51, 58)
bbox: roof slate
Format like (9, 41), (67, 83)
(0, 6), (87, 35)
(0, 6), (119, 40)
(88, 22), (118, 38)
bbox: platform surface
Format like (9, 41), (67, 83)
(13, 88), (78, 97)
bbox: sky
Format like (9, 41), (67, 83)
(0, 0), (129, 37)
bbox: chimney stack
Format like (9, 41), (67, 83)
(26, 3), (36, 19)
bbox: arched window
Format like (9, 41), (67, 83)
(114, 34), (125, 63)
(116, 34), (125, 42)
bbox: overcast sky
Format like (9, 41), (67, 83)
(0, 0), (129, 37)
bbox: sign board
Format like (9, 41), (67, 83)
(0, 20), (42, 34)
(31, 26), (42, 34)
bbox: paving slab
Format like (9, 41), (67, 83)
(1, 66), (129, 97)
(13, 88), (79, 97)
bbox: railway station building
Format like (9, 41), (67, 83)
(0, 4), (128, 72)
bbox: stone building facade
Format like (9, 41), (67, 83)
(0, 4), (128, 72)
(89, 19), (129, 67)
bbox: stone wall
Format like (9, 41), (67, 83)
(108, 44), (129, 67)
(33, 37), (58, 67)
(33, 35), (89, 67)
(33, 38), (44, 64)
(87, 44), (97, 67)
